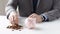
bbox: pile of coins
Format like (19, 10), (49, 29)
(7, 24), (23, 31)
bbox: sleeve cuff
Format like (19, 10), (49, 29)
(41, 14), (49, 22)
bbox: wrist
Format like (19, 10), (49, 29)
(40, 15), (44, 22)
(41, 14), (49, 22)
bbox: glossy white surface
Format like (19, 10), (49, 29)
(0, 16), (60, 34)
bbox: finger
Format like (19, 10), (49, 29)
(10, 16), (15, 24)
(29, 13), (37, 18)
(13, 15), (18, 24)
(29, 15), (34, 18)
(9, 16), (13, 22)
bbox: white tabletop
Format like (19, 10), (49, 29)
(0, 16), (60, 34)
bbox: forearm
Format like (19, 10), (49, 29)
(41, 0), (60, 21)
(5, 6), (16, 19)
(41, 9), (60, 21)
(5, 0), (18, 19)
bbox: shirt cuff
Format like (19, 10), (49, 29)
(41, 14), (49, 22)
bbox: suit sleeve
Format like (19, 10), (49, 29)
(41, 0), (60, 21)
(5, 0), (18, 19)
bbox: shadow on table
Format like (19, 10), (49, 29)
(29, 27), (43, 31)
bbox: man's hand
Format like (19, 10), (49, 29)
(28, 13), (43, 23)
(8, 12), (18, 26)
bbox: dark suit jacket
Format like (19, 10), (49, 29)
(5, 0), (60, 21)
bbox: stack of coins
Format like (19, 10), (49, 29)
(7, 24), (23, 31)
